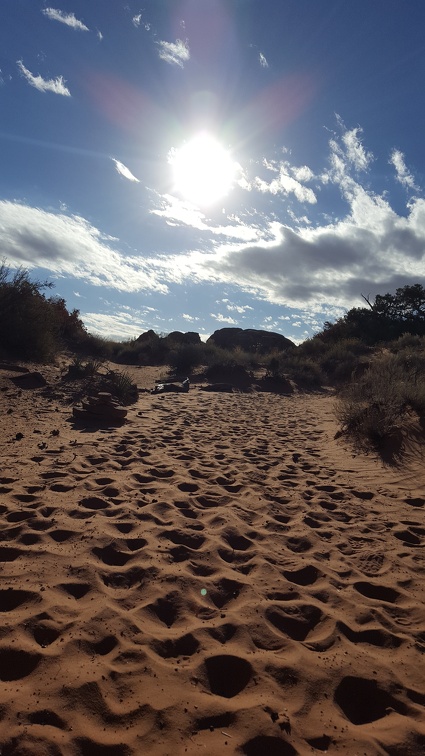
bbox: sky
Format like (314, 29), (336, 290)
(1, 1), (425, 344)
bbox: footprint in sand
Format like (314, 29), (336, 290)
(405, 497), (425, 508)
(282, 565), (320, 586)
(0, 648), (41, 681)
(334, 676), (409, 725)
(58, 583), (91, 599)
(202, 654), (253, 698)
(0, 588), (39, 612)
(151, 633), (200, 659)
(265, 603), (323, 641)
(353, 581), (400, 603)
(355, 551), (387, 576)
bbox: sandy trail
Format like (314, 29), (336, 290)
(1, 363), (424, 755)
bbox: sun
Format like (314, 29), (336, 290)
(170, 132), (237, 207)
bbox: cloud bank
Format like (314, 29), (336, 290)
(0, 201), (165, 293)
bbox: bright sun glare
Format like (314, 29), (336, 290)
(170, 132), (237, 207)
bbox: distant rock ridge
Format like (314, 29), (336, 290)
(207, 328), (295, 353)
(135, 328), (294, 352)
(135, 330), (200, 345)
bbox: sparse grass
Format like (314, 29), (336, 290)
(66, 356), (104, 379)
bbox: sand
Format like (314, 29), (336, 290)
(1, 361), (425, 756)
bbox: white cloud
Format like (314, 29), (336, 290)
(210, 313), (238, 325)
(150, 193), (262, 241)
(157, 39), (190, 67)
(112, 159), (140, 183)
(259, 52), (269, 68)
(263, 158), (279, 173)
(226, 303), (253, 313)
(17, 60), (71, 96)
(327, 118), (373, 179)
(42, 8), (89, 31)
(81, 311), (147, 341)
(247, 157), (316, 204)
(131, 13), (150, 30)
(390, 149), (418, 191)
(0, 200), (166, 294)
(254, 171), (317, 204)
(182, 313), (200, 322)
(342, 126), (373, 172)
(292, 165), (314, 182)
(191, 189), (425, 308)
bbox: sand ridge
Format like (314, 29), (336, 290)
(0, 362), (425, 755)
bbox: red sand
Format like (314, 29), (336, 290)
(1, 362), (424, 755)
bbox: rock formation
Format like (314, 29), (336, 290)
(207, 328), (294, 353)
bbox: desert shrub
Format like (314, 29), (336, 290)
(168, 343), (206, 375)
(204, 362), (252, 385)
(266, 355), (281, 379)
(391, 348), (425, 378)
(319, 339), (369, 383)
(297, 337), (327, 359)
(65, 356), (103, 379)
(75, 333), (116, 359)
(105, 369), (138, 404)
(203, 344), (238, 369)
(283, 356), (325, 389)
(0, 263), (56, 360)
(114, 334), (171, 365)
(113, 340), (142, 364)
(231, 346), (260, 369)
(390, 333), (425, 353)
(0, 261), (88, 361)
(335, 354), (424, 445)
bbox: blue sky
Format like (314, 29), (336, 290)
(1, 1), (425, 343)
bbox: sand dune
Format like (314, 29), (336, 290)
(1, 362), (425, 755)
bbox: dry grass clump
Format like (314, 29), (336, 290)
(335, 350), (425, 447)
(63, 359), (138, 405)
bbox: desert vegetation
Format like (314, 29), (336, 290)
(1, 258), (425, 452)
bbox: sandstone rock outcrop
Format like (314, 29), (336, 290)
(207, 328), (294, 353)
